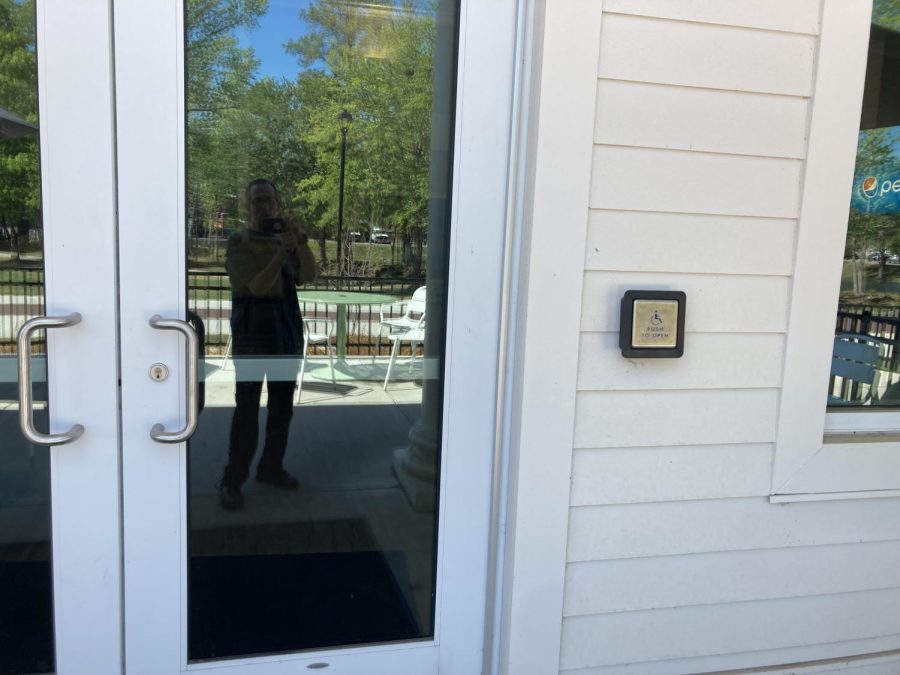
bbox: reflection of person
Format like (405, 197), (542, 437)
(219, 179), (317, 511)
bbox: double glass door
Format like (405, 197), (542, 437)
(1, 1), (511, 673)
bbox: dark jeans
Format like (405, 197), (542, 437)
(222, 357), (300, 487)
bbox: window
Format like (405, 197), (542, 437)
(829, 1), (900, 410)
(771, 1), (900, 498)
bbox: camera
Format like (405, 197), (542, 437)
(259, 217), (285, 236)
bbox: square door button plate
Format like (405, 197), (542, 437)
(632, 300), (678, 348)
(620, 290), (686, 358)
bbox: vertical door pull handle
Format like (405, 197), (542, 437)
(17, 313), (85, 446)
(148, 315), (199, 443)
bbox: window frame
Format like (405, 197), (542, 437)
(770, 0), (900, 498)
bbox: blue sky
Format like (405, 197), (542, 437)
(236, 0), (316, 81)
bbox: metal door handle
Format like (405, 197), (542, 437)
(17, 313), (85, 446)
(149, 315), (199, 443)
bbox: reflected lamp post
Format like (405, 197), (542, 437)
(337, 109), (352, 272)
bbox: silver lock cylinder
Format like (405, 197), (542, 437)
(149, 363), (169, 382)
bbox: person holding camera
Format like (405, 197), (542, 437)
(219, 178), (317, 511)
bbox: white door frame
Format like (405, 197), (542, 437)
(113, 1), (518, 673)
(36, 0), (123, 673)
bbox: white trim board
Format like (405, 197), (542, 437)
(772, 0), (881, 497)
(499, 1), (604, 674)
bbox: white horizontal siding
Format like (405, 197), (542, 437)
(578, 333), (783, 391)
(567, 497), (900, 562)
(581, 271), (790, 333)
(564, 540), (900, 616)
(560, 588), (900, 670)
(595, 80), (809, 158)
(598, 14), (817, 96)
(584, 210), (795, 276)
(549, 1), (882, 673)
(823, 655), (900, 674)
(574, 389), (778, 449)
(603, 0), (821, 34)
(590, 145), (803, 217)
(560, 636), (900, 675)
(570, 444), (772, 505)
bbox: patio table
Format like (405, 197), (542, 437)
(296, 289), (398, 380)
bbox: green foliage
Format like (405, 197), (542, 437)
(846, 128), (900, 289)
(873, 0), (900, 33)
(854, 127), (895, 173)
(187, 0), (438, 275)
(0, 0), (440, 276)
(0, 0), (40, 249)
(287, 1), (435, 244)
(187, 0), (268, 232)
(187, 0), (266, 114)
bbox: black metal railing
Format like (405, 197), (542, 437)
(0, 265), (421, 356)
(0, 266), (46, 351)
(833, 304), (900, 403)
(187, 270), (423, 356)
(836, 304), (900, 360)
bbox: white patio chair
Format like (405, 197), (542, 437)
(297, 317), (337, 402)
(220, 335), (233, 370)
(378, 285), (426, 354)
(383, 315), (425, 390)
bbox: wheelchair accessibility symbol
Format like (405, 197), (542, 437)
(650, 309), (663, 326)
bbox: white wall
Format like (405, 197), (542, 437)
(503, 1), (900, 673)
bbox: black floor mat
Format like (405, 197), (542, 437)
(0, 560), (54, 674)
(189, 550), (423, 661)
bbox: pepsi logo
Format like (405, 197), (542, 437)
(862, 176), (879, 198)
(860, 175), (900, 199)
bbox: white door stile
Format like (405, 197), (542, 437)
(434, 0), (519, 671)
(112, 0), (517, 673)
(114, 1), (186, 672)
(37, 0), (123, 673)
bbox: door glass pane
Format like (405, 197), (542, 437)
(0, 0), (54, 672)
(185, 0), (458, 661)
(831, 0), (900, 406)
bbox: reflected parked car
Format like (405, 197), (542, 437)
(370, 228), (392, 244)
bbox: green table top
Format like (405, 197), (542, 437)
(296, 289), (398, 305)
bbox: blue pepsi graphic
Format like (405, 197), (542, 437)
(850, 171), (900, 214)
(849, 126), (900, 215)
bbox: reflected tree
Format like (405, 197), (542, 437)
(186, 0), (438, 278)
(186, 0), (265, 238)
(874, 0), (900, 32)
(848, 128), (899, 292)
(0, 0), (39, 261)
(287, 0), (436, 275)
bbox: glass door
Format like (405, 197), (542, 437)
(115, 1), (513, 673)
(0, 4), (55, 669)
(2, 1), (122, 673)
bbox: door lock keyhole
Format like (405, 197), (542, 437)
(149, 363), (169, 382)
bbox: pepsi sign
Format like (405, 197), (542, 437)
(850, 171), (900, 215)
(849, 125), (900, 215)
